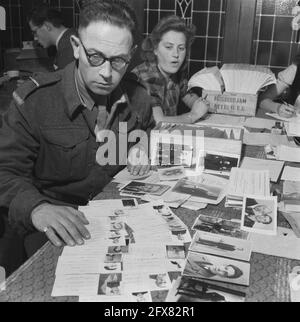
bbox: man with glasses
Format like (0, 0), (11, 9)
(0, 0), (152, 270)
(27, 4), (77, 70)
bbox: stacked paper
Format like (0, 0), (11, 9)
(188, 66), (225, 91)
(220, 64), (276, 94)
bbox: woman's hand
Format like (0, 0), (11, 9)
(190, 97), (210, 122)
(277, 103), (296, 118)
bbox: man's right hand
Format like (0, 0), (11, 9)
(278, 103), (296, 118)
(31, 203), (91, 247)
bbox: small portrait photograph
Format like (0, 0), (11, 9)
(183, 252), (250, 286)
(131, 291), (152, 302)
(171, 229), (188, 242)
(98, 273), (123, 296)
(158, 166), (185, 181)
(107, 246), (129, 254)
(192, 215), (249, 240)
(113, 209), (126, 217)
(101, 263), (122, 273)
(104, 253), (123, 264)
(108, 236), (125, 245)
(204, 152), (239, 174)
(122, 198), (138, 208)
(241, 195), (277, 235)
(150, 290), (169, 302)
(148, 273), (171, 290)
(120, 181), (170, 196)
(153, 204), (172, 216)
(189, 231), (252, 262)
(166, 245), (186, 260)
(110, 221), (125, 231)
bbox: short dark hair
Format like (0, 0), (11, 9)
(79, 0), (138, 45)
(27, 4), (64, 28)
(141, 15), (196, 72)
(226, 265), (243, 279)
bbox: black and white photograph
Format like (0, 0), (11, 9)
(98, 274), (123, 296)
(158, 166), (186, 181)
(172, 175), (226, 204)
(0, 0), (299, 304)
(204, 152), (239, 175)
(166, 245), (186, 260)
(120, 181), (171, 196)
(183, 252), (250, 286)
(241, 196), (278, 235)
(189, 231), (252, 261)
(192, 215), (249, 240)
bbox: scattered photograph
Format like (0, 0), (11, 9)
(173, 277), (245, 302)
(101, 263), (122, 273)
(192, 214), (249, 240)
(104, 253), (123, 264)
(183, 252), (250, 286)
(241, 195), (277, 235)
(98, 273), (123, 296)
(120, 181), (170, 196)
(131, 291), (152, 302)
(151, 290), (169, 302)
(148, 273), (172, 290)
(189, 231), (252, 261)
(158, 166), (186, 181)
(204, 152), (239, 175)
(122, 198), (138, 208)
(172, 174), (227, 204)
(168, 271), (182, 282)
(107, 246), (129, 254)
(166, 245), (186, 260)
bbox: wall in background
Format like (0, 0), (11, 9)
(1, 0), (299, 76)
(253, 0), (300, 74)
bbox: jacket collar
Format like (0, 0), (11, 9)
(61, 61), (128, 119)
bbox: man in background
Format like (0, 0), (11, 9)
(27, 4), (77, 70)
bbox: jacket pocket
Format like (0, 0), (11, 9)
(36, 127), (89, 181)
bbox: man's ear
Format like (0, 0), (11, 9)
(70, 35), (80, 60)
(44, 21), (53, 31)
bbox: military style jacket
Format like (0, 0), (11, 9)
(0, 62), (152, 234)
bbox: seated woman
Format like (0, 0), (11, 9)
(259, 54), (300, 118)
(130, 15), (209, 125)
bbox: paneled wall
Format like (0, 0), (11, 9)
(1, 0), (299, 76)
(252, 0), (300, 74)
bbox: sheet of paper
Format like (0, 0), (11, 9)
(243, 133), (290, 146)
(196, 114), (245, 126)
(285, 121), (300, 136)
(249, 227), (300, 260)
(228, 168), (270, 198)
(241, 157), (284, 182)
(266, 112), (300, 122)
(243, 117), (277, 130)
(277, 145), (300, 162)
(282, 166), (300, 182)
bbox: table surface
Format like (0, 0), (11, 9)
(0, 144), (299, 302)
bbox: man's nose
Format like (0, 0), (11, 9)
(99, 60), (112, 79)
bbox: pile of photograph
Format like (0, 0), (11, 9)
(51, 199), (192, 302)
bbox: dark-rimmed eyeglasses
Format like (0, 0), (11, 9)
(80, 39), (132, 71)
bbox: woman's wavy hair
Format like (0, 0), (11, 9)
(141, 15), (196, 75)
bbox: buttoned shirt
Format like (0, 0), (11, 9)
(131, 61), (188, 116)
